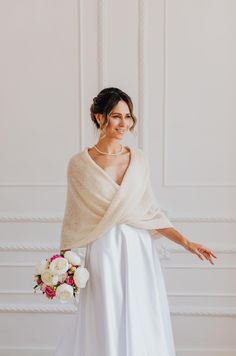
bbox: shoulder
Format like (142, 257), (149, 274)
(133, 146), (149, 163)
(66, 150), (86, 175)
(134, 146), (145, 156)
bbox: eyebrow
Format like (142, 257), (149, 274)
(110, 112), (131, 115)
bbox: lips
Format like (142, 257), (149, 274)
(116, 129), (125, 133)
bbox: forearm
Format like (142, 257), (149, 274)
(156, 227), (190, 248)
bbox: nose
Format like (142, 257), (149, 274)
(119, 117), (126, 126)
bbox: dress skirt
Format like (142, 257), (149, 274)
(53, 223), (176, 356)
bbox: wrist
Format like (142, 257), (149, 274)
(181, 238), (190, 248)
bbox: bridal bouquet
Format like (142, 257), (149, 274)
(33, 250), (89, 303)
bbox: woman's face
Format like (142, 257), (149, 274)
(97, 100), (133, 139)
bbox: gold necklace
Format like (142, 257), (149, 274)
(93, 144), (124, 155)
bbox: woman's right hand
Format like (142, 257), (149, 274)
(60, 249), (71, 255)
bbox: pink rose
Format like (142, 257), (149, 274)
(45, 285), (56, 299)
(49, 254), (61, 262)
(66, 276), (75, 286)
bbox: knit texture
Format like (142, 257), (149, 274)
(60, 146), (174, 250)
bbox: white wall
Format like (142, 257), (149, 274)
(0, 0), (235, 355)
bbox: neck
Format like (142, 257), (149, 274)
(95, 137), (122, 154)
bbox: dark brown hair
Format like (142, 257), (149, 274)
(90, 87), (137, 132)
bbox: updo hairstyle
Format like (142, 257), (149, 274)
(90, 87), (137, 133)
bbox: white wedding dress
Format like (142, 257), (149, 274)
(53, 223), (176, 356)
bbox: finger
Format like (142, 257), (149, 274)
(208, 252), (217, 259)
(198, 248), (215, 261)
(202, 249), (216, 261)
(200, 247), (217, 259)
(201, 250), (214, 265)
(195, 248), (212, 263)
(194, 250), (204, 260)
(211, 252), (217, 258)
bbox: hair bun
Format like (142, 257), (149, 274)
(90, 87), (137, 133)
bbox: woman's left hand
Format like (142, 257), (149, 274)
(183, 241), (217, 265)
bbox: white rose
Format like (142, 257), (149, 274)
(35, 259), (49, 275)
(50, 257), (69, 275)
(73, 267), (90, 288)
(41, 269), (59, 286)
(58, 272), (68, 283)
(56, 283), (73, 303)
(64, 250), (81, 266)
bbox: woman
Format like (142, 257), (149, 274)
(54, 87), (216, 356)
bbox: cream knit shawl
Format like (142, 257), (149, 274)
(60, 146), (174, 250)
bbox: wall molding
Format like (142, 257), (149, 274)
(170, 216), (236, 223)
(77, 0), (85, 151)
(159, 244), (236, 261)
(167, 246), (236, 254)
(138, 0), (148, 152)
(0, 243), (88, 253)
(168, 292), (236, 297)
(0, 346), (54, 356)
(0, 183), (66, 187)
(0, 290), (36, 295)
(0, 304), (77, 313)
(162, 265), (236, 270)
(0, 214), (236, 223)
(170, 307), (236, 317)
(1, 261), (234, 270)
(0, 303), (235, 316)
(162, 0), (236, 188)
(1, 289), (235, 298)
(0, 347), (235, 356)
(97, 0), (108, 89)
(0, 242), (235, 268)
(176, 349), (236, 356)
(0, 243), (58, 251)
(0, 1), (84, 186)
(0, 242), (235, 256)
(0, 215), (62, 223)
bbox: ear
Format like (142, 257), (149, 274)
(95, 113), (104, 126)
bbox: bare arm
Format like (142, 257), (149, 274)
(155, 227), (217, 265)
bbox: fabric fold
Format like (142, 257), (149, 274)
(60, 146), (174, 250)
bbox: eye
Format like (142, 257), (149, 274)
(111, 115), (131, 119)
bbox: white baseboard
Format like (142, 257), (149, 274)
(0, 347), (53, 356)
(176, 349), (236, 356)
(0, 347), (235, 356)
